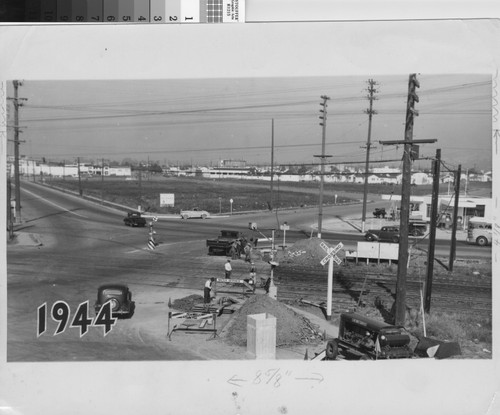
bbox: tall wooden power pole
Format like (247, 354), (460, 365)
(361, 79), (378, 233)
(379, 74), (437, 325)
(425, 148), (441, 313)
(449, 164), (462, 271)
(270, 119), (274, 211)
(77, 157), (83, 196)
(315, 95), (331, 238)
(9, 80), (27, 223)
(393, 74), (420, 325)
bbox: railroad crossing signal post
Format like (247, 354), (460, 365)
(320, 241), (343, 320)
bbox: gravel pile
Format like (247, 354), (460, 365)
(281, 237), (345, 268)
(171, 294), (204, 311)
(221, 294), (323, 347)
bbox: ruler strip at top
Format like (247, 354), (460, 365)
(7, 0), (245, 22)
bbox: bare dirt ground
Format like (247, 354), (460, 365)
(127, 285), (338, 360)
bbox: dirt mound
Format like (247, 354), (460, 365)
(280, 237), (345, 268)
(221, 294), (322, 347)
(171, 294), (204, 311)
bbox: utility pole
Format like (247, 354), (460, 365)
(138, 167), (142, 210)
(449, 164), (461, 271)
(425, 148), (441, 313)
(101, 158), (105, 204)
(315, 95), (331, 239)
(393, 74), (419, 326)
(270, 119), (274, 211)
(379, 74), (437, 325)
(77, 157), (83, 196)
(361, 79), (378, 233)
(9, 80), (27, 223)
(7, 175), (14, 238)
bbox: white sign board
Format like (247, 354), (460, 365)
(160, 193), (175, 207)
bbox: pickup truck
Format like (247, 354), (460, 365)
(206, 230), (247, 256)
(180, 207), (210, 219)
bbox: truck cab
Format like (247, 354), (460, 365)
(206, 230), (246, 256)
(325, 312), (414, 360)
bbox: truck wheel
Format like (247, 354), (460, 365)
(476, 236), (488, 246)
(325, 339), (339, 360)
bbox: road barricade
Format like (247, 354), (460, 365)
(167, 311), (218, 340)
(216, 277), (255, 296)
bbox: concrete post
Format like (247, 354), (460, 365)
(246, 313), (276, 359)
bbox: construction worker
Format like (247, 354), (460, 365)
(244, 243), (252, 262)
(247, 262), (257, 292)
(249, 262), (256, 285)
(204, 277), (215, 307)
(231, 241), (238, 259)
(224, 259), (232, 278)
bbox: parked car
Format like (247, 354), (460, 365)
(94, 284), (135, 318)
(180, 207), (210, 219)
(324, 312), (414, 360)
(365, 226), (400, 243)
(123, 211), (147, 227)
(409, 221), (427, 236)
(365, 223), (426, 242)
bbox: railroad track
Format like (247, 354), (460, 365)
(274, 265), (492, 315)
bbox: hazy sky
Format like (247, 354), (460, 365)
(7, 73), (492, 170)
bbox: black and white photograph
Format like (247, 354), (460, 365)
(4, 74), (494, 363)
(1, 15), (499, 415)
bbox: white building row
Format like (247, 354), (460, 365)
(8, 158), (131, 178)
(381, 194), (493, 227)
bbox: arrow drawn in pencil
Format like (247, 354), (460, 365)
(295, 373), (324, 383)
(227, 375), (247, 387)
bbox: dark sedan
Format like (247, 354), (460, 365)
(123, 211), (147, 227)
(365, 226), (400, 243)
(94, 284), (135, 318)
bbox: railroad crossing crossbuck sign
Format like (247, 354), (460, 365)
(319, 241), (344, 321)
(320, 242), (343, 266)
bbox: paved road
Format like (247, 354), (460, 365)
(7, 181), (491, 361)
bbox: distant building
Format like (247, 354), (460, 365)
(220, 159), (246, 168)
(381, 194), (492, 229)
(9, 157), (130, 178)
